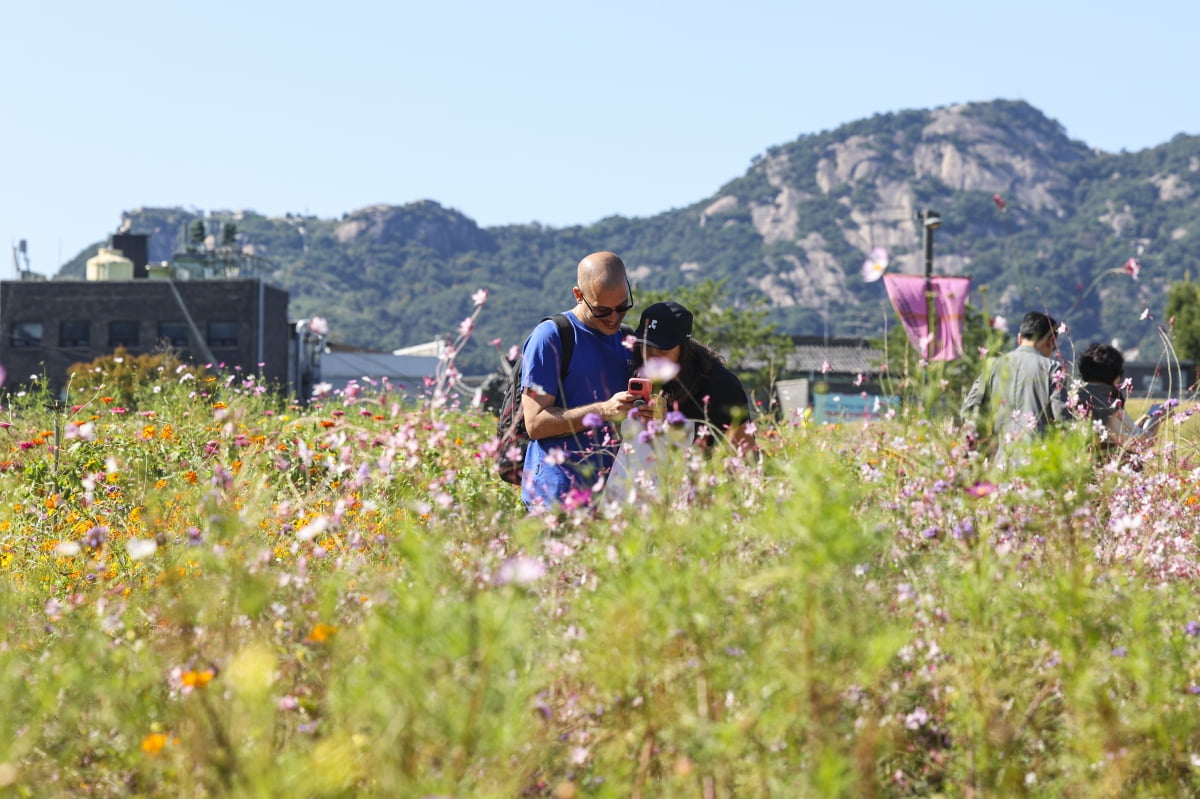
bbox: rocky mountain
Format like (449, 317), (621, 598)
(60, 99), (1200, 373)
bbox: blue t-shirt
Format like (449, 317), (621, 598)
(520, 312), (632, 507)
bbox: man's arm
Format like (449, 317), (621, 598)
(522, 387), (635, 440)
(961, 370), (988, 417)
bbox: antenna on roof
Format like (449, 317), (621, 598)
(12, 239), (31, 279)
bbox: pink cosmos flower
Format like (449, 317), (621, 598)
(993, 194), (1006, 211)
(965, 481), (997, 498)
(820, 360), (832, 375)
(308, 317), (329, 336)
(471, 288), (489, 307)
(1123, 258), (1141, 280)
(495, 555), (546, 586)
(990, 315), (1007, 330)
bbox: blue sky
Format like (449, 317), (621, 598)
(4, 0), (1199, 275)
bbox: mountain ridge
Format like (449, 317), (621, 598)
(58, 99), (1200, 373)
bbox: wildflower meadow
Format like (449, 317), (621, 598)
(5, 295), (1200, 798)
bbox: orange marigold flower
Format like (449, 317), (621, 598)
(160, 424), (174, 441)
(212, 402), (227, 410)
(305, 623), (338, 644)
(141, 733), (168, 755)
(184, 471), (198, 484)
(320, 420), (336, 428)
(181, 669), (215, 688)
(100, 397), (114, 404)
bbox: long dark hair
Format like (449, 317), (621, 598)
(634, 338), (724, 411)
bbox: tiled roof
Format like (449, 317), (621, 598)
(785, 336), (885, 376)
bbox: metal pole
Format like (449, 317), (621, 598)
(919, 210), (941, 361)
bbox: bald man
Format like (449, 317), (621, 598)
(520, 251), (639, 509)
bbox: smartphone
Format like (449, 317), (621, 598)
(627, 377), (651, 405)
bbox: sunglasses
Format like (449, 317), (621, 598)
(580, 282), (635, 319)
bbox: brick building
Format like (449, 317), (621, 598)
(0, 277), (291, 395)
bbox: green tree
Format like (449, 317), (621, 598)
(1165, 280), (1200, 361)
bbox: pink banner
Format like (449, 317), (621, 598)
(882, 274), (971, 361)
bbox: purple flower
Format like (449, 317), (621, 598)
(582, 412), (603, 429)
(1111, 646), (1127, 658)
(1185, 621), (1200, 637)
(665, 410), (687, 425)
(83, 526), (109, 549)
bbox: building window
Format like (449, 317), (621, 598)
(60, 321), (91, 348)
(10, 322), (43, 348)
(109, 321), (141, 348)
(207, 321), (238, 348)
(157, 322), (190, 349)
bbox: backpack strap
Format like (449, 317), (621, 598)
(549, 313), (574, 383)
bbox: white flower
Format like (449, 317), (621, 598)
(296, 516), (329, 542)
(642, 357), (680, 383)
(904, 707), (929, 730)
(126, 538), (158, 561)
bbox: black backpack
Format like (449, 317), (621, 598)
(495, 314), (575, 484)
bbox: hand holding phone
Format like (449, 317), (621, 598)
(627, 377), (651, 406)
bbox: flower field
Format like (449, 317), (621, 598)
(4, 341), (1200, 797)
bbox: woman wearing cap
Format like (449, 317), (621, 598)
(632, 301), (756, 455)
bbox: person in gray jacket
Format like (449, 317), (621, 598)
(962, 311), (1069, 461)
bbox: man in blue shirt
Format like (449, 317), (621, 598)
(521, 251), (639, 509)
